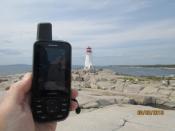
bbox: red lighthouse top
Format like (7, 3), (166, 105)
(86, 46), (92, 53)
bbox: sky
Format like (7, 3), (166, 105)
(0, 0), (175, 65)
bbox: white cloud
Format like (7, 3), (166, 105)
(0, 0), (150, 23)
(69, 19), (175, 47)
(53, 19), (175, 48)
(0, 0), (174, 65)
(0, 18), (175, 52)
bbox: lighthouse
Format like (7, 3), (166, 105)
(84, 46), (93, 70)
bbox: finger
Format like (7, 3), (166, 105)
(9, 73), (32, 102)
(71, 89), (78, 99)
(36, 122), (57, 131)
(19, 73), (32, 93)
(70, 100), (78, 111)
(10, 73), (32, 93)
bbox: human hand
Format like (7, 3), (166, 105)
(0, 73), (78, 131)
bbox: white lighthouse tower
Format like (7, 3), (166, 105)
(84, 46), (93, 70)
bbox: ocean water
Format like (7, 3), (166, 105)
(0, 65), (32, 76)
(0, 65), (82, 76)
(0, 65), (175, 77)
(105, 66), (175, 77)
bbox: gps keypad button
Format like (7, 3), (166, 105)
(46, 100), (59, 114)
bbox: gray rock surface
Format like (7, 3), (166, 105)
(72, 69), (175, 109)
(1, 69), (175, 109)
(57, 104), (175, 131)
(0, 70), (175, 130)
(0, 74), (23, 90)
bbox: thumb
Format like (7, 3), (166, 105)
(8, 73), (32, 103)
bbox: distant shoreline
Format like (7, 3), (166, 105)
(0, 64), (175, 77)
(107, 64), (175, 68)
(162, 67), (175, 70)
(0, 64), (175, 67)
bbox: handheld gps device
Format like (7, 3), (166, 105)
(31, 23), (71, 122)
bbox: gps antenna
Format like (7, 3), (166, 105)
(37, 23), (52, 41)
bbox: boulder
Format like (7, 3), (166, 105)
(115, 80), (125, 92)
(72, 81), (83, 89)
(161, 80), (169, 86)
(96, 81), (115, 90)
(0, 81), (13, 90)
(72, 74), (84, 81)
(90, 83), (98, 89)
(96, 98), (116, 107)
(84, 81), (91, 88)
(132, 96), (156, 105)
(113, 96), (125, 104)
(0, 79), (8, 83)
(122, 97), (136, 104)
(155, 98), (167, 105)
(169, 91), (175, 98)
(140, 86), (159, 95)
(164, 101), (175, 109)
(124, 84), (145, 94)
(170, 80), (175, 87)
(157, 89), (172, 96)
(82, 102), (99, 109)
(83, 74), (91, 81)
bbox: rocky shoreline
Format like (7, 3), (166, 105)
(0, 69), (175, 110)
(1, 69), (175, 130)
(72, 69), (175, 110)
